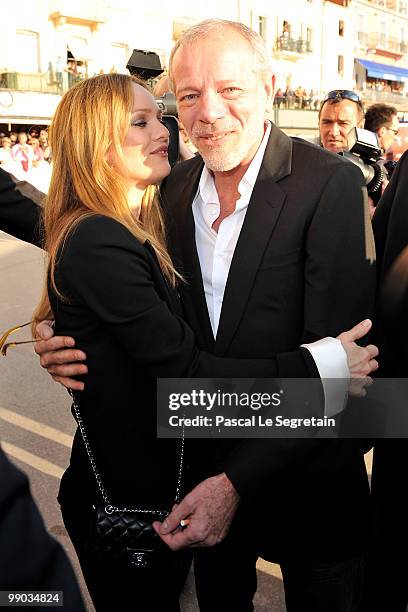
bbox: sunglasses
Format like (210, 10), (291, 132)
(323, 90), (362, 104)
(0, 321), (37, 356)
(387, 127), (399, 135)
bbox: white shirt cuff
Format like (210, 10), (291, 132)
(301, 337), (349, 418)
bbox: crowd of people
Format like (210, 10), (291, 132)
(0, 17), (408, 612)
(0, 128), (51, 192)
(364, 79), (405, 95)
(273, 85), (320, 109)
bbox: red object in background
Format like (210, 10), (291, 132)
(386, 123), (408, 161)
(21, 160), (28, 172)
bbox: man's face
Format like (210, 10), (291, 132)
(380, 114), (400, 152)
(171, 32), (272, 172)
(319, 99), (363, 153)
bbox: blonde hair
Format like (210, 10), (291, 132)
(168, 18), (272, 92)
(34, 73), (180, 326)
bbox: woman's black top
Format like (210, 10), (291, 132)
(50, 215), (284, 509)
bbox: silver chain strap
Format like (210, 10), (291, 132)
(69, 390), (184, 517)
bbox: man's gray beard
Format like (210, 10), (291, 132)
(191, 116), (267, 173)
(200, 150), (243, 172)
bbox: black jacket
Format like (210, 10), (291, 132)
(162, 125), (377, 561)
(0, 168), (42, 245)
(0, 446), (85, 610)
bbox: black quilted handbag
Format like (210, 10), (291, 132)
(69, 391), (184, 569)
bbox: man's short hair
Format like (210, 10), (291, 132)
(168, 18), (272, 92)
(318, 90), (365, 122)
(364, 103), (398, 133)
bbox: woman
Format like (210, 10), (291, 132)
(33, 74), (376, 611)
(11, 132), (35, 173)
(0, 137), (12, 165)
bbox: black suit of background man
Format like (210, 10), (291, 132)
(0, 168), (83, 607)
(362, 149), (408, 612)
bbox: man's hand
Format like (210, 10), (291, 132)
(152, 473), (239, 551)
(34, 320), (87, 390)
(337, 319), (379, 396)
(337, 319), (379, 377)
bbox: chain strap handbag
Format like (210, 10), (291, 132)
(69, 391), (185, 570)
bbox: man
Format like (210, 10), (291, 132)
(34, 20), (377, 611)
(0, 171), (83, 600)
(319, 89), (365, 153)
(319, 91), (386, 215)
(361, 150), (408, 612)
(364, 103), (399, 156)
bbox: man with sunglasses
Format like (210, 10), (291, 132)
(319, 90), (365, 154)
(364, 103), (399, 157)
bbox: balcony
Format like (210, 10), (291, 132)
(0, 72), (62, 94)
(360, 88), (408, 108)
(273, 36), (313, 61)
(367, 0), (403, 11)
(49, 0), (107, 30)
(366, 33), (406, 59)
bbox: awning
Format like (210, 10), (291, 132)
(356, 58), (408, 82)
(0, 117), (51, 125)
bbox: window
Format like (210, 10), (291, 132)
(258, 16), (267, 40)
(110, 43), (129, 73)
(380, 21), (387, 47)
(338, 55), (344, 76)
(339, 20), (345, 37)
(306, 27), (313, 51)
(15, 30), (39, 72)
(357, 14), (365, 45)
(400, 28), (407, 52)
(399, 1), (407, 13)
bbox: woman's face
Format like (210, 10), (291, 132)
(109, 83), (170, 189)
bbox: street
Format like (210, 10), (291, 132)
(0, 231), (288, 611)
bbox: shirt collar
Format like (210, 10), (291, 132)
(197, 121), (272, 206)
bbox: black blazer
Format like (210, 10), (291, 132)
(51, 215), (317, 511)
(0, 168), (42, 246)
(0, 446), (85, 610)
(162, 125), (377, 561)
(372, 149), (408, 376)
(369, 150), (408, 553)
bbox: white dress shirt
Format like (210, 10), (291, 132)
(192, 121), (349, 415)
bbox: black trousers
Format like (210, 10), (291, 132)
(194, 534), (365, 612)
(60, 501), (192, 611)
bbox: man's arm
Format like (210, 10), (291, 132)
(0, 167), (44, 246)
(153, 320), (377, 550)
(303, 162), (376, 340)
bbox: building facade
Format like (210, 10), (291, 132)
(2, 0), (408, 130)
(353, 0), (408, 108)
